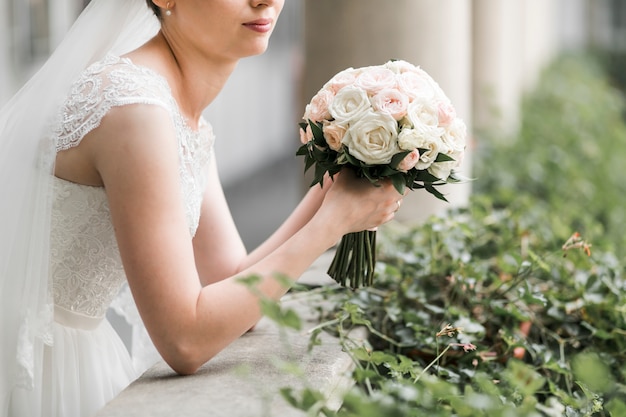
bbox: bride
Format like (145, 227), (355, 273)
(0, 0), (404, 416)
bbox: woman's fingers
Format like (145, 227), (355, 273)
(323, 173), (405, 233)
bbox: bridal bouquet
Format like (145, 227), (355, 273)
(297, 60), (467, 289)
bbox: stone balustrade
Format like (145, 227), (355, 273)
(95, 252), (361, 417)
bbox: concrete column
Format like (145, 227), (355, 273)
(557, 0), (591, 51)
(0, 0), (12, 105)
(472, 0), (559, 143)
(521, 0), (559, 90)
(303, 0), (473, 224)
(473, 0), (525, 139)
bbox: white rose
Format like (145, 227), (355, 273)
(342, 111), (400, 165)
(398, 125), (445, 151)
(428, 150), (463, 180)
(404, 97), (441, 130)
(440, 118), (467, 153)
(328, 85), (373, 125)
(410, 131), (444, 170)
(384, 59), (418, 74)
(397, 127), (420, 151)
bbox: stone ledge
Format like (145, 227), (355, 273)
(95, 252), (360, 417)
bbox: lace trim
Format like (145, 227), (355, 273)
(16, 304), (53, 389)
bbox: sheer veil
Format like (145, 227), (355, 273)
(0, 0), (159, 412)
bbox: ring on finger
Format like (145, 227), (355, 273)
(395, 200), (401, 212)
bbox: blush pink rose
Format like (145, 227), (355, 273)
(325, 68), (361, 94)
(396, 148), (420, 172)
(303, 87), (334, 122)
(371, 88), (410, 121)
(397, 71), (436, 101)
(299, 123), (313, 144)
(437, 101), (457, 127)
(355, 67), (397, 95)
(322, 121), (347, 151)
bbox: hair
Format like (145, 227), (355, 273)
(146, 0), (162, 19)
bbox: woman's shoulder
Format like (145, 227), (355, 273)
(54, 54), (176, 152)
(74, 54), (173, 108)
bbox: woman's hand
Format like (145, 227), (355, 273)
(316, 168), (406, 236)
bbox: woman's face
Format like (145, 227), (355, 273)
(168, 0), (285, 62)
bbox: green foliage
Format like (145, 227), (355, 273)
(236, 274), (302, 330)
(291, 198), (625, 416)
(474, 53), (626, 258)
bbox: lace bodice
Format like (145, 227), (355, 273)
(49, 55), (214, 318)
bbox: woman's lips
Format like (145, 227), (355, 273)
(243, 19), (273, 33)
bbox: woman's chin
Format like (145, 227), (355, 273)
(245, 44), (270, 57)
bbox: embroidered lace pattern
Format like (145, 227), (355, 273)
(49, 55), (214, 318)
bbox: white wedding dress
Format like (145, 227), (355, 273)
(9, 54), (214, 417)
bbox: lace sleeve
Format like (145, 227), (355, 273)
(53, 54), (173, 152)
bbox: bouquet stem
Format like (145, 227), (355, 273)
(327, 230), (377, 289)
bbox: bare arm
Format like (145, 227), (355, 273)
(243, 176), (331, 269)
(191, 153), (332, 285)
(91, 105), (400, 375)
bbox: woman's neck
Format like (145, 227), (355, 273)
(126, 32), (238, 129)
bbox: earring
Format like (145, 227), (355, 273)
(165, 2), (172, 16)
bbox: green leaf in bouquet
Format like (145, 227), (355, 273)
(414, 170), (445, 184)
(296, 145), (316, 174)
(446, 170), (469, 184)
(390, 151), (411, 170)
(390, 173), (407, 195)
(307, 120), (326, 146)
(313, 163), (328, 187)
(360, 167), (382, 186)
(295, 143), (308, 157)
(309, 143), (325, 160)
(342, 148), (362, 167)
(435, 152), (456, 163)
(303, 154), (315, 173)
(378, 164), (402, 178)
(424, 183), (449, 202)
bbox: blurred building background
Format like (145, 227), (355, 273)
(0, 0), (624, 249)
